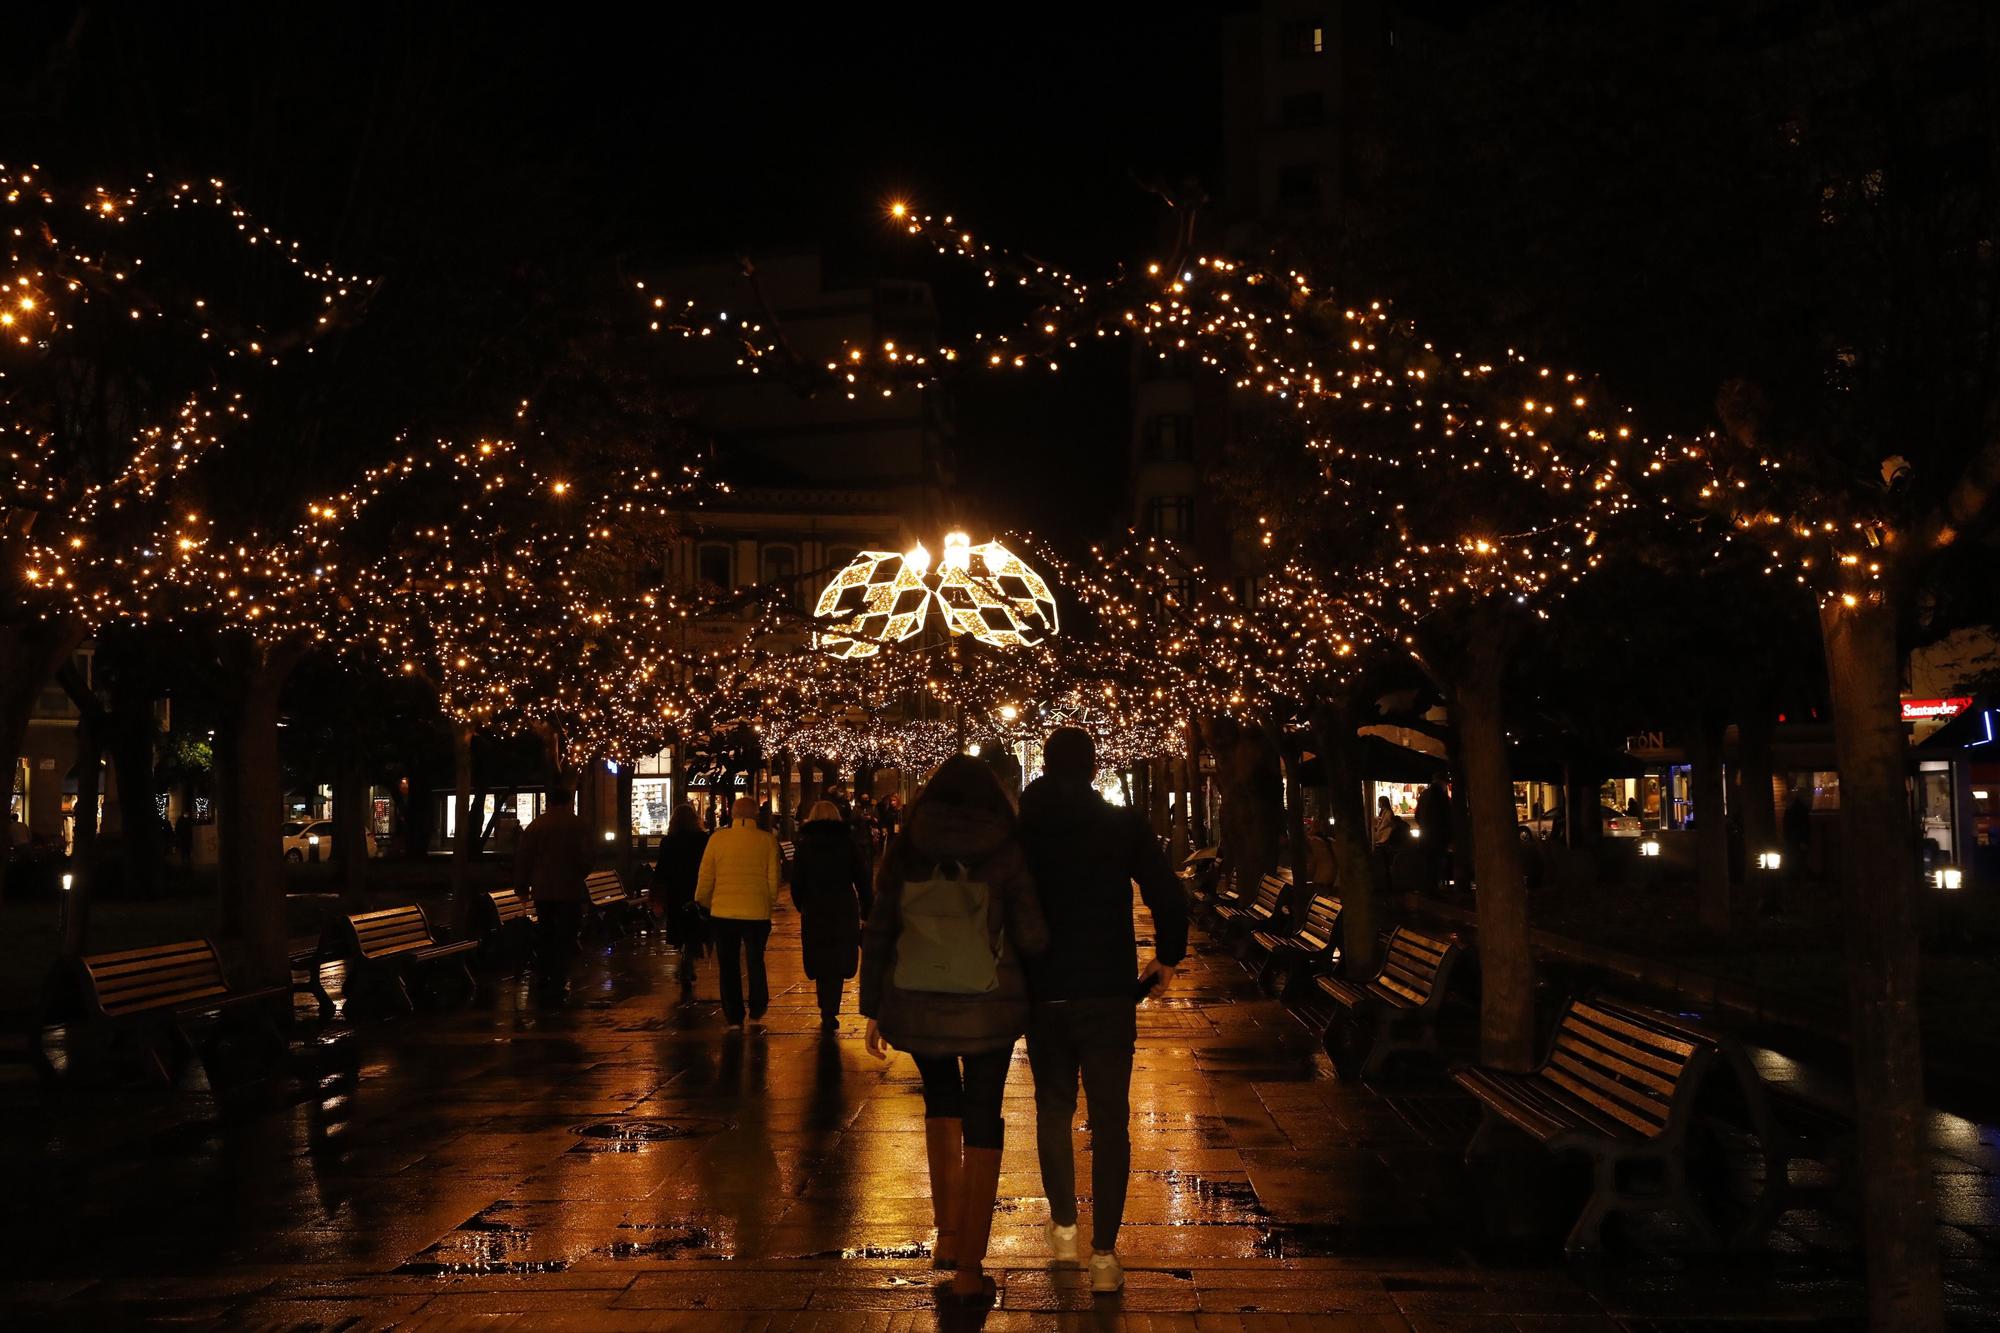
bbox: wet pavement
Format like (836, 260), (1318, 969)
(4, 894), (1998, 1329)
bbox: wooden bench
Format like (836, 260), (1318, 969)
(50, 940), (288, 1087)
(1253, 892), (1342, 1000)
(474, 887), (539, 968)
(583, 869), (650, 935)
(1453, 994), (1723, 1253)
(325, 905), (477, 1015)
(1315, 925), (1461, 1079)
(1216, 870), (1288, 956)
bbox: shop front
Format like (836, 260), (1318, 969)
(1910, 698), (1997, 889)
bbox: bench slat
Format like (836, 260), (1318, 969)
(1571, 1000), (1699, 1060)
(1559, 1017), (1690, 1083)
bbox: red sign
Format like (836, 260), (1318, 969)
(1901, 697), (1973, 722)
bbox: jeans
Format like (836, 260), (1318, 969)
(533, 900), (583, 997)
(1028, 997), (1136, 1251)
(711, 916), (771, 1024)
(912, 1048), (1014, 1149)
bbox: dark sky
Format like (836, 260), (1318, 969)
(5, 5), (1230, 535)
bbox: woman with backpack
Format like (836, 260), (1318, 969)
(791, 799), (873, 1029)
(860, 754), (1048, 1306)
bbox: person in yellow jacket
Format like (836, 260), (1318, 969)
(696, 794), (781, 1027)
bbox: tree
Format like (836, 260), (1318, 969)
(0, 166), (365, 903)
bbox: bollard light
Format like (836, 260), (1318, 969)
(1756, 850), (1782, 872)
(1935, 866), (1964, 891)
(1410, 826), (1422, 839)
(1639, 839), (1662, 859)
(61, 872), (73, 893)
(307, 833), (319, 848)
(603, 830), (616, 843)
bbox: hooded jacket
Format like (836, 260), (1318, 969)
(791, 817), (872, 980)
(859, 800), (1048, 1056)
(1018, 773), (1188, 1001)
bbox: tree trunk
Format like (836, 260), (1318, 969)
(1688, 708), (1732, 936)
(448, 721), (476, 932)
(1313, 695), (1381, 974)
(778, 752), (795, 837)
(1737, 705), (1780, 872)
(1820, 594), (1944, 1331)
(0, 619), (84, 905)
(614, 765), (635, 881)
(1169, 752), (1191, 862)
(107, 686), (163, 900)
(65, 711), (102, 956)
(1185, 722), (1208, 847)
(215, 636), (304, 989)
(1442, 723), (1476, 895)
(1278, 729), (1310, 926)
(334, 743), (370, 909)
(1446, 633), (1536, 1071)
(1212, 716), (1282, 899)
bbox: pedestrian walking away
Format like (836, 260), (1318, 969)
(860, 754), (1048, 1306)
(654, 802), (710, 986)
(696, 794), (781, 1028)
(791, 800), (872, 1028)
(1020, 726), (1189, 1293)
(516, 775), (593, 1008)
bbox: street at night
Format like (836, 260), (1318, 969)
(5, 4), (2000, 1329)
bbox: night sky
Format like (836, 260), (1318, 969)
(5, 5), (1231, 536)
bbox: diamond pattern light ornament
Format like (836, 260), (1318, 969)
(812, 532), (1058, 659)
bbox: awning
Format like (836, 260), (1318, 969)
(1914, 704), (1999, 755)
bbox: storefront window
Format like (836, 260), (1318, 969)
(631, 777), (675, 837)
(1917, 761), (1954, 859)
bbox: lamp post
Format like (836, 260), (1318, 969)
(1754, 849), (1783, 917)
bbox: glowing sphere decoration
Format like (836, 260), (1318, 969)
(813, 531), (1058, 659)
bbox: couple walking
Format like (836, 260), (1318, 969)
(860, 727), (1187, 1305)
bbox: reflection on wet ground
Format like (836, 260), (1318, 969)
(2, 895), (1996, 1328)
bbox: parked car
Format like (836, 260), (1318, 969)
(1521, 805), (1645, 840)
(281, 819), (335, 862)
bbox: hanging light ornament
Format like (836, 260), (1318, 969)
(813, 530), (1058, 659)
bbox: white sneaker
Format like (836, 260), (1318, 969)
(1045, 1221), (1080, 1265)
(1089, 1250), (1123, 1293)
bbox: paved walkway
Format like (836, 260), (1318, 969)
(2, 894), (1995, 1329)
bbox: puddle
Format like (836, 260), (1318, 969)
(598, 1227), (715, 1259)
(570, 1116), (730, 1145)
(793, 1243), (935, 1261)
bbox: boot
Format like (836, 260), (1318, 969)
(924, 1117), (962, 1270)
(949, 1146), (1003, 1303)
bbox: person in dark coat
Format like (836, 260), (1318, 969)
(1019, 727), (1187, 1293)
(654, 803), (710, 984)
(791, 800), (872, 1028)
(861, 754), (1047, 1306)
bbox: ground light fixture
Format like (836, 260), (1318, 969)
(1756, 850), (1783, 871)
(1935, 866), (1964, 891)
(1638, 839), (1662, 858)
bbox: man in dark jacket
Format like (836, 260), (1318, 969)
(518, 776), (593, 1007)
(1019, 727), (1188, 1293)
